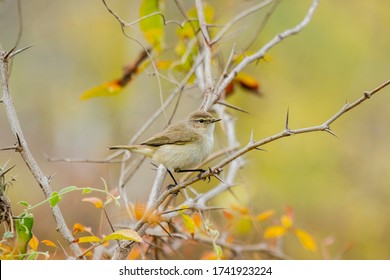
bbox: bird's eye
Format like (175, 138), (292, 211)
(199, 119), (205, 123)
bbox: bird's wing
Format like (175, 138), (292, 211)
(141, 122), (196, 146)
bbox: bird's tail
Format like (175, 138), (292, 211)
(107, 145), (154, 158)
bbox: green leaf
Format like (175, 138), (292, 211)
(103, 229), (143, 243)
(49, 191), (62, 208)
(81, 187), (92, 194)
(26, 251), (39, 260)
(139, 0), (164, 52)
(59, 186), (78, 194)
(18, 201), (31, 207)
(15, 213), (34, 254)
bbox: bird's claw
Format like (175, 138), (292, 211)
(167, 183), (179, 196)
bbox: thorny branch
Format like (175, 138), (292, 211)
(0, 45), (84, 258)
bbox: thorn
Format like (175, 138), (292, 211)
(15, 133), (23, 152)
(325, 127), (339, 139)
(5, 44), (36, 60)
(249, 129), (255, 143)
(216, 101), (250, 114)
(285, 107), (290, 130)
(0, 165), (16, 178)
(254, 147), (267, 152)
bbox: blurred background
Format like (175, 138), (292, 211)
(0, 0), (389, 259)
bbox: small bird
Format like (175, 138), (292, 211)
(108, 110), (221, 184)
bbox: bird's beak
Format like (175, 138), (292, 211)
(211, 118), (221, 123)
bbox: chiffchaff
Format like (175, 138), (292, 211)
(108, 110), (220, 183)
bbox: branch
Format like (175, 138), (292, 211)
(164, 80), (390, 202)
(0, 45), (84, 258)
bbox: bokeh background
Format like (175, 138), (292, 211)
(0, 0), (389, 259)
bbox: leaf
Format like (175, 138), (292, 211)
(59, 186), (78, 194)
(41, 240), (58, 248)
(49, 191), (62, 208)
(73, 236), (101, 244)
(233, 216), (253, 235)
(80, 80), (122, 100)
(223, 210), (234, 221)
(73, 223), (93, 235)
(294, 228), (317, 252)
(82, 197), (104, 208)
(256, 210), (275, 221)
(81, 187), (92, 194)
(103, 229), (143, 243)
(264, 226), (286, 239)
(234, 72), (261, 96)
(180, 213), (196, 238)
(191, 212), (202, 229)
(139, 0), (164, 52)
(281, 215), (293, 229)
(28, 235), (39, 251)
(231, 204), (250, 215)
(15, 213), (34, 254)
(18, 201), (31, 207)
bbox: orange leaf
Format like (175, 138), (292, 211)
(224, 82), (235, 98)
(73, 223), (93, 235)
(281, 215), (293, 229)
(80, 80), (122, 100)
(223, 210), (234, 221)
(264, 226), (286, 239)
(28, 235), (39, 251)
(192, 212), (203, 229)
(234, 72), (261, 96)
(82, 197), (104, 208)
(256, 210), (275, 221)
(294, 228), (317, 252)
(231, 204), (250, 215)
(73, 236), (101, 244)
(41, 239), (58, 248)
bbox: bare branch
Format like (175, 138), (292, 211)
(0, 45), (84, 258)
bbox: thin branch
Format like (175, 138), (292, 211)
(0, 45), (84, 258)
(210, 0), (274, 45)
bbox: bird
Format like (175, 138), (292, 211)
(108, 110), (221, 185)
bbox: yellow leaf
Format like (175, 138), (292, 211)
(281, 215), (293, 229)
(80, 80), (122, 100)
(139, 0), (164, 52)
(264, 226), (286, 239)
(233, 216), (253, 235)
(82, 197), (104, 208)
(294, 228), (317, 252)
(180, 213), (196, 238)
(103, 229), (143, 243)
(256, 210), (275, 221)
(28, 235), (39, 251)
(74, 236), (101, 244)
(41, 240), (58, 248)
